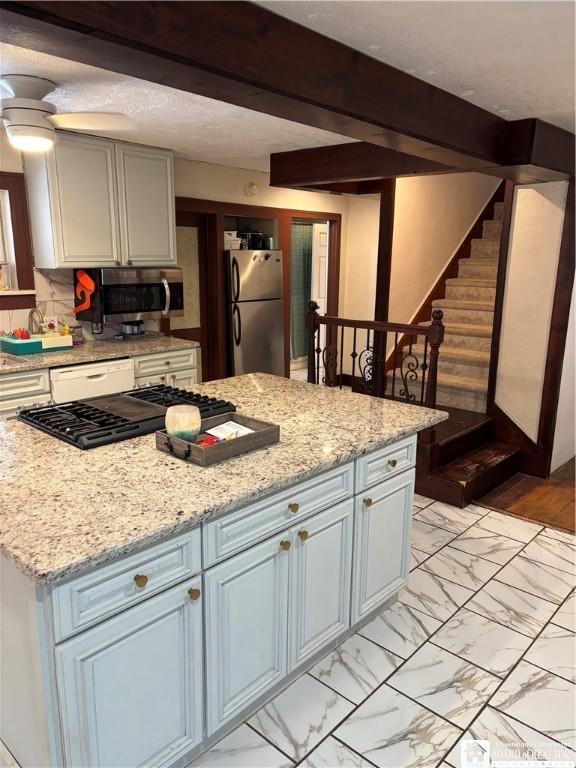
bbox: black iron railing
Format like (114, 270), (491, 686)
(306, 302), (444, 408)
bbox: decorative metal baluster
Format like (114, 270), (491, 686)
(420, 335), (429, 404)
(307, 301), (320, 385)
(391, 331), (398, 400)
(351, 327), (358, 390)
(339, 325), (344, 389)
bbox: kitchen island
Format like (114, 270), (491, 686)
(0, 374), (447, 768)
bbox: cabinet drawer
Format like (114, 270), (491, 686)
(133, 348), (197, 378)
(52, 528), (201, 642)
(355, 435), (416, 492)
(203, 463), (354, 567)
(0, 369), (50, 402)
(135, 366), (197, 388)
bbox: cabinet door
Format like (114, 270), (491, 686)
(55, 577), (203, 768)
(289, 499), (353, 668)
(116, 143), (176, 266)
(53, 134), (121, 266)
(351, 469), (415, 624)
(204, 534), (290, 735)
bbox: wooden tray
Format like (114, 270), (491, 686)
(156, 413), (280, 467)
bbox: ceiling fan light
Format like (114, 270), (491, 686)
(5, 124), (54, 153)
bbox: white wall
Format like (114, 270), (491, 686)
(389, 173), (499, 324)
(551, 282), (575, 471)
(495, 181), (569, 442)
(338, 172), (500, 324)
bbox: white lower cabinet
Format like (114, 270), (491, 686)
(135, 367), (198, 389)
(55, 577), (204, 768)
(204, 534), (290, 735)
(289, 499), (353, 667)
(40, 446), (415, 768)
(351, 468), (415, 624)
(204, 500), (354, 735)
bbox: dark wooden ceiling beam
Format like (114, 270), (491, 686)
(270, 143), (454, 188)
(0, 1), (573, 178)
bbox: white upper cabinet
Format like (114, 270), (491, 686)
(116, 143), (176, 266)
(24, 132), (176, 268)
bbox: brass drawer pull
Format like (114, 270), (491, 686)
(164, 360), (171, 367)
(188, 587), (201, 601)
(298, 530), (309, 542)
(134, 574), (148, 589)
(280, 540), (291, 551)
(288, 502), (300, 514)
(388, 458), (398, 469)
(171, 374), (176, 383)
(363, 497), (373, 507)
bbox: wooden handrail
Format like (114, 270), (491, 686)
(306, 301), (444, 409)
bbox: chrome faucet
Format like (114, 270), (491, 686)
(28, 307), (45, 335)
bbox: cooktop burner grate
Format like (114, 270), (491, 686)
(18, 385), (236, 449)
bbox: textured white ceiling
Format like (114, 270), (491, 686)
(259, 0), (575, 132)
(0, 43), (354, 171)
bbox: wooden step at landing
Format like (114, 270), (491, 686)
(432, 298), (495, 325)
(419, 443), (521, 507)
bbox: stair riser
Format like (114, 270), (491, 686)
(445, 285), (496, 301)
(459, 263), (498, 279)
(438, 358), (489, 379)
(436, 385), (487, 413)
(439, 307), (495, 325)
(493, 202), (504, 221)
(443, 333), (492, 352)
(471, 240), (500, 258)
(482, 220), (502, 239)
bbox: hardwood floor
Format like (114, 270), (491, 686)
(480, 458), (575, 532)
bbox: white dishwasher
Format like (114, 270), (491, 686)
(50, 358), (135, 404)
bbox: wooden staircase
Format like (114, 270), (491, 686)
(413, 191), (524, 507)
(416, 407), (521, 507)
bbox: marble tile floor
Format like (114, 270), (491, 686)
(188, 499), (576, 768)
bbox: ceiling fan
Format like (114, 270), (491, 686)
(0, 74), (135, 152)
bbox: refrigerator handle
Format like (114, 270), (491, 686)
(232, 304), (242, 346)
(231, 257), (240, 302)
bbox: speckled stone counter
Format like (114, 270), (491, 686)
(0, 374), (447, 585)
(0, 336), (199, 374)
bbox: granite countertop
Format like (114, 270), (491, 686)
(0, 336), (199, 374)
(0, 374), (447, 585)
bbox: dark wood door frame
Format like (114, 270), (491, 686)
(175, 196), (342, 381)
(0, 171), (36, 311)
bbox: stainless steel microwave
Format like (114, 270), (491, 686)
(73, 268), (184, 323)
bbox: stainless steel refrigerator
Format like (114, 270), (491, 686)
(227, 250), (284, 376)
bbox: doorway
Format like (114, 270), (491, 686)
(290, 221), (329, 381)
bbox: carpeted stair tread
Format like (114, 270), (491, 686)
(446, 278), (497, 287)
(435, 372), (489, 393)
(421, 321), (493, 337)
(412, 344), (490, 364)
(432, 298), (495, 311)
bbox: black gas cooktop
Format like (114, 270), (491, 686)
(17, 385), (236, 450)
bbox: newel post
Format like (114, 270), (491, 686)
(307, 301), (320, 384)
(425, 310), (444, 409)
